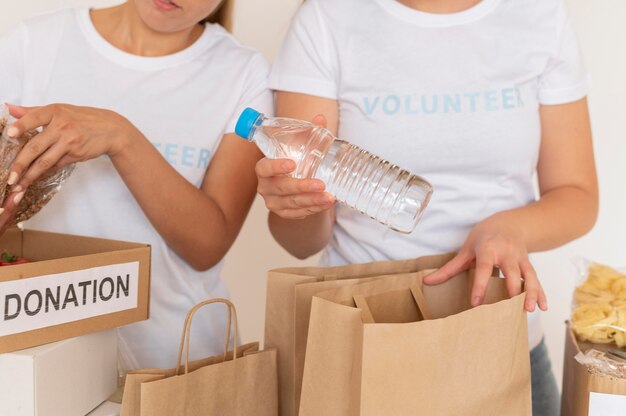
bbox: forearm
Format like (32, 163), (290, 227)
(269, 209), (334, 259)
(489, 185), (598, 253)
(110, 131), (239, 270)
(265, 92), (340, 259)
(3, 104), (255, 267)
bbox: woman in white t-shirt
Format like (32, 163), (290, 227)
(0, 0), (271, 369)
(257, 0), (597, 413)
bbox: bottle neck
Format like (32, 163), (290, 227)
(247, 114), (265, 142)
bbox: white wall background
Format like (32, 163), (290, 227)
(2, 0), (625, 391)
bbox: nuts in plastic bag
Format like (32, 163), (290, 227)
(0, 104), (75, 224)
(571, 259), (626, 347)
(575, 348), (626, 379)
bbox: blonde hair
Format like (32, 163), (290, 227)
(205, 0), (234, 32)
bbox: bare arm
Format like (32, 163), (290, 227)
(257, 91), (339, 259)
(2, 104), (261, 271)
(511, 98), (598, 250)
(111, 131), (261, 271)
(425, 98), (598, 312)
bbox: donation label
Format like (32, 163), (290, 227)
(0, 262), (140, 337)
(588, 392), (626, 415)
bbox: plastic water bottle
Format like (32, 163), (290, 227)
(235, 108), (433, 233)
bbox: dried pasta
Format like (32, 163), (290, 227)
(571, 262), (626, 346)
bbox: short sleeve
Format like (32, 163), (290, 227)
(224, 52), (274, 134)
(538, 3), (590, 105)
(0, 23), (26, 105)
(268, 0), (339, 99)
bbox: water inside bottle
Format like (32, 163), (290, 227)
(247, 115), (432, 233)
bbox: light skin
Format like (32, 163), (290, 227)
(1, 0), (263, 271)
(397, 0), (484, 13)
(256, 1), (599, 312)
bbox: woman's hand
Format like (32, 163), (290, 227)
(423, 214), (548, 313)
(0, 193), (21, 234)
(4, 103), (137, 193)
(255, 114), (335, 219)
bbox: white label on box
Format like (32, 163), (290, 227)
(0, 262), (139, 336)
(589, 392), (626, 415)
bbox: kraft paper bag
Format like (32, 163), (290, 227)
(353, 284), (432, 323)
(121, 299), (278, 416)
(265, 253), (464, 416)
(299, 269), (531, 416)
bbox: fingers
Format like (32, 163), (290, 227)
(5, 105), (52, 138)
(520, 260), (548, 312)
(255, 156), (333, 219)
(2, 189), (23, 210)
(0, 210), (16, 235)
(256, 158), (326, 196)
(311, 114), (327, 128)
(53, 155), (76, 171)
(275, 203), (335, 220)
(500, 259), (523, 298)
(0, 188), (23, 232)
(471, 256), (494, 307)
(471, 255), (546, 312)
(258, 175), (325, 197)
(473, 255), (544, 312)
(14, 142), (69, 192)
(428, 218), (547, 313)
(255, 158), (295, 178)
(6, 103), (35, 119)
(264, 191), (334, 211)
(264, 191), (334, 219)
(7, 129), (58, 188)
(423, 250), (473, 285)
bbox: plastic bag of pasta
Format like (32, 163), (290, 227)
(0, 104), (75, 224)
(571, 259), (626, 347)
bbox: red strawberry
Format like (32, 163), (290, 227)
(0, 249), (30, 266)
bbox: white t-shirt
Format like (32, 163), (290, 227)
(0, 8), (272, 369)
(269, 0), (589, 350)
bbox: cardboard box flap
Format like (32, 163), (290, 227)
(23, 229), (149, 260)
(0, 229), (148, 262)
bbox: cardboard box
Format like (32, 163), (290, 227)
(0, 228), (150, 353)
(0, 329), (118, 416)
(561, 324), (626, 416)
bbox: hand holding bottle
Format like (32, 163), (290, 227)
(237, 108), (432, 233)
(255, 115), (336, 220)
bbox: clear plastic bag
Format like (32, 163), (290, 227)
(575, 349), (626, 379)
(0, 104), (75, 224)
(571, 258), (626, 347)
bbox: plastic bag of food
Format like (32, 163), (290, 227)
(0, 104), (75, 224)
(571, 258), (626, 347)
(575, 348), (626, 379)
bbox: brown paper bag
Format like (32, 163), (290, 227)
(121, 298), (278, 416)
(299, 269), (531, 416)
(265, 253), (470, 416)
(353, 283), (432, 323)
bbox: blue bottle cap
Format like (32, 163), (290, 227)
(235, 107), (262, 139)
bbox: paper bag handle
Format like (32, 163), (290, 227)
(175, 298), (238, 375)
